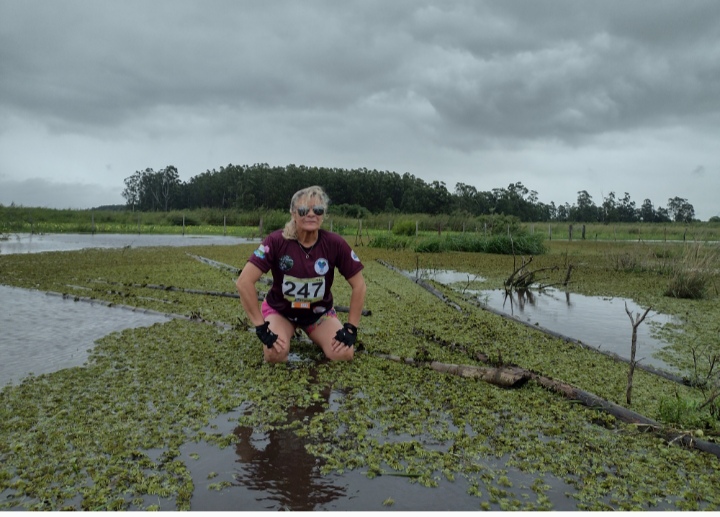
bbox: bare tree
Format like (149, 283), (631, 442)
(625, 302), (651, 405)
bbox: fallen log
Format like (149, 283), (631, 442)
(374, 353), (530, 388)
(530, 372), (720, 460)
(370, 350), (720, 459)
(377, 259), (687, 386)
(186, 253), (242, 275)
(90, 279), (372, 316)
(375, 261), (720, 459)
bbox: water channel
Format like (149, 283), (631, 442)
(412, 268), (679, 373)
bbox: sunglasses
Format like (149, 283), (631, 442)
(296, 205), (325, 217)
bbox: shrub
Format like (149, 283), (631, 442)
(664, 243), (718, 300)
(658, 394), (714, 429)
(392, 220), (417, 237)
(368, 234), (409, 250)
(167, 213), (199, 226)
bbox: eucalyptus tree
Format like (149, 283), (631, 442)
(122, 171), (142, 211)
(667, 196), (696, 223)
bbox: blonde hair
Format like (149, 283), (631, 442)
(282, 185), (330, 240)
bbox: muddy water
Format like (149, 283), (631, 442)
(178, 396), (582, 511)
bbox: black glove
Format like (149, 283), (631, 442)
(334, 322), (358, 347)
(255, 322), (278, 348)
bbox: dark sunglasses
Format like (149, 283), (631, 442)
(296, 205), (325, 217)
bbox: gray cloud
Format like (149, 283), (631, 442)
(1, 0), (719, 219)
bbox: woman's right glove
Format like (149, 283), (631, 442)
(255, 322), (278, 348)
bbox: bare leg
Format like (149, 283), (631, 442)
(308, 316), (354, 361)
(263, 314), (295, 363)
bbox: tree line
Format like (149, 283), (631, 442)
(122, 163), (697, 223)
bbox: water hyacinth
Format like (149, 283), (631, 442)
(0, 240), (719, 510)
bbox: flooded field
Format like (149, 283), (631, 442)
(0, 232), (254, 255)
(411, 269), (678, 372)
(1, 234), (719, 511)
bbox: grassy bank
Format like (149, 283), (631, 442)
(2, 205), (719, 242)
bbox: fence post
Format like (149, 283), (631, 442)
(91, 212), (96, 235)
(415, 221), (419, 237)
(223, 215), (227, 236)
(569, 224), (573, 241)
(182, 214), (186, 236)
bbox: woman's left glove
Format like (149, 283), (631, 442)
(334, 323), (357, 347)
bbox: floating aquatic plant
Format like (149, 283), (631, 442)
(0, 242), (719, 510)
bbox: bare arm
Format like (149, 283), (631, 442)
(236, 262), (266, 327)
(345, 271), (367, 328)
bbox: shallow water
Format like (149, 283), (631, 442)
(0, 284), (170, 386)
(412, 269), (678, 372)
(177, 395), (582, 511)
(0, 232), (255, 255)
(0, 233), (256, 385)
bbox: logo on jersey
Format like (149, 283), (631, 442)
(279, 255), (294, 271)
(351, 250), (361, 262)
(253, 244), (269, 260)
(314, 258), (329, 275)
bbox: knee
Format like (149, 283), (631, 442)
(328, 346), (354, 362)
(263, 348), (289, 363)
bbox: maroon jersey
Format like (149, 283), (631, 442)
(247, 229), (364, 324)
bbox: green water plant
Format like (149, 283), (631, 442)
(1, 241), (720, 510)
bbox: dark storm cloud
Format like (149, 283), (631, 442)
(3, 0), (718, 146)
(1, 0), (718, 218)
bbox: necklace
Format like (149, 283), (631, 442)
(298, 239), (317, 259)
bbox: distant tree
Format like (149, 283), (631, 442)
(122, 171), (142, 211)
(618, 192), (638, 222)
(639, 198), (655, 222)
(667, 197), (695, 223)
(571, 190), (598, 222)
(601, 191), (618, 222)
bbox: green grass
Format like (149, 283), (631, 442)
(3, 205), (720, 242)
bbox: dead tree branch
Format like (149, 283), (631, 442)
(625, 302), (652, 405)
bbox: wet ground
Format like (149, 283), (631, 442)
(0, 235), (684, 510)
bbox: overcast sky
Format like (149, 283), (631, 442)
(1, 0), (719, 219)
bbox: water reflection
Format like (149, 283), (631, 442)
(473, 287), (677, 371)
(406, 268), (679, 372)
(232, 386), (346, 511)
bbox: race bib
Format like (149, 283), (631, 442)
(282, 275), (326, 309)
